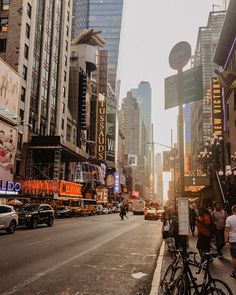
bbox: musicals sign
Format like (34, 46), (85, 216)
(211, 77), (223, 137)
(97, 94), (107, 160)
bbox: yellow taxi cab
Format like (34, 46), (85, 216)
(144, 208), (159, 220)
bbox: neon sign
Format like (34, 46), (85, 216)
(0, 181), (21, 194)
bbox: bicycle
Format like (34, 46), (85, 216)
(159, 249), (182, 294)
(169, 252), (233, 295)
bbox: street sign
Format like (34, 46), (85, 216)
(114, 172), (121, 193)
(184, 176), (210, 186)
(178, 198), (189, 235)
(165, 66), (203, 109)
(169, 41), (192, 70)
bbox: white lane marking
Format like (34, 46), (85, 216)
(132, 272), (148, 279)
(2, 222), (144, 295)
(149, 241), (165, 295)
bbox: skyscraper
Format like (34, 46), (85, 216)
(0, 0), (72, 179)
(191, 10), (225, 169)
(72, 0), (124, 93)
(72, 0), (89, 38)
(131, 81), (152, 140)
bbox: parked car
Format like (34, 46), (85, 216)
(0, 205), (18, 234)
(96, 205), (103, 215)
(102, 207), (109, 214)
(144, 208), (159, 220)
(107, 207), (112, 214)
(54, 206), (72, 218)
(18, 204), (54, 229)
(156, 209), (165, 219)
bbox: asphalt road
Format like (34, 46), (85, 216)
(0, 213), (162, 295)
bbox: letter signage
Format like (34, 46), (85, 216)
(211, 77), (223, 136)
(97, 94), (107, 160)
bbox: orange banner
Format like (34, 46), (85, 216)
(59, 180), (82, 197)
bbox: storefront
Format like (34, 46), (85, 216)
(0, 180), (22, 204)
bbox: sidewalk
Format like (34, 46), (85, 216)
(150, 235), (236, 294)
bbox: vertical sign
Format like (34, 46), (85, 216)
(178, 198), (189, 235)
(97, 94), (107, 160)
(211, 77), (223, 136)
(106, 104), (116, 162)
(114, 172), (121, 193)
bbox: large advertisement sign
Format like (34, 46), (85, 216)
(97, 94), (107, 160)
(0, 121), (17, 182)
(0, 58), (20, 120)
(211, 77), (223, 137)
(106, 104), (116, 162)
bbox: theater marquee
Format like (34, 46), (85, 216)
(211, 77), (223, 137)
(97, 94), (107, 160)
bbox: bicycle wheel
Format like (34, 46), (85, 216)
(206, 279), (233, 295)
(206, 287), (229, 295)
(169, 275), (188, 295)
(160, 265), (182, 294)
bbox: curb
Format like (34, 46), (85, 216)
(149, 241), (165, 295)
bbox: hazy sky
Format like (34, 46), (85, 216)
(117, 0), (223, 197)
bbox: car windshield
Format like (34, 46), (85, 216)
(20, 205), (39, 212)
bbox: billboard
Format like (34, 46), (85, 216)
(211, 77), (223, 137)
(0, 58), (20, 120)
(0, 121), (17, 182)
(106, 104), (116, 162)
(128, 154), (137, 167)
(165, 66), (203, 109)
(97, 94), (107, 160)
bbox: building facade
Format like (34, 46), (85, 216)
(191, 10), (226, 170)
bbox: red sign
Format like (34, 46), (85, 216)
(106, 174), (114, 188)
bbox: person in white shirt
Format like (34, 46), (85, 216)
(225, 204), (236, 278)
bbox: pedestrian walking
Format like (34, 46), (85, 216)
(212, 201), (227, 257)
(120, 205), (128, 220)
(196, 207), (212, 262)
(224, 204), (236, 278)
(189, 207), (197, 236)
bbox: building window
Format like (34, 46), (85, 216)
(21, 87), (26, 102)
(26, 23), (30, 38)
(0, 17), (8, 32)
(17, 133), (22, 150)
(65, 55), (67, 67)
(0, 38), (6, 52)
(19, 109), (24, 122)
(65, 40), (68, 51)
(63, 86), (66, 97)
(22, 65), (28, 80)
(24, 44), (29, 59)
(27, 3), (32, 18)
(67, 11), (69, 22)
(62, 102), (65, 114)
(64, 71), (66, 82)
(61, 119), (64, 130)
(66, 25), (69, 37)
(1, 0), (10, 10)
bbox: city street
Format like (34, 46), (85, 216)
(0, 214), (162, 295)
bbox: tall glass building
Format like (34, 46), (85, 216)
(131, 81), (152, 137)
(73, 0), (124, 93)
(72, 0), (89, 38)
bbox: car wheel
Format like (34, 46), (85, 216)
(31, 218), (38, 229)
(47, 217), (53, 227)
(6, 220), (17, 234)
